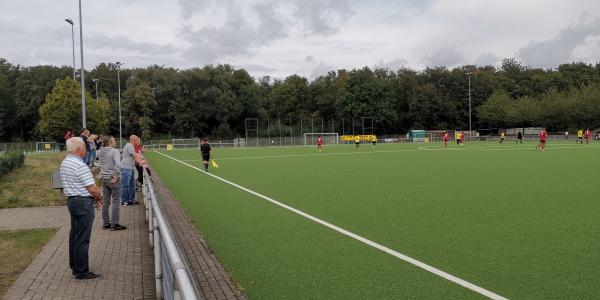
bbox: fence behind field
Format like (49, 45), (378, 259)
(0, 142), (37, 152)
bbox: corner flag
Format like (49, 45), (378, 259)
(211, 159), (219, 168)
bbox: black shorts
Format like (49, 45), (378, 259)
(202, 154), (210, 161)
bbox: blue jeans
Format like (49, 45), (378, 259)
(88, 150), (96, 167)
(67, 196), (95, 277)
(83, 151), (91, 166)
(120, 168), (136, 204)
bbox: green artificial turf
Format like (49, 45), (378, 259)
(146, 141), (600, 299)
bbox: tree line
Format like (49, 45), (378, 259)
(1, 57), (600, 142)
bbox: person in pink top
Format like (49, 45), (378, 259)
(585, 128), (591, 144)
(316, 135), (323, 152)
(443, 131), (449, 147)
(536, 128), (547, 151)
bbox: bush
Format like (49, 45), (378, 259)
(0, 151), (25, 177)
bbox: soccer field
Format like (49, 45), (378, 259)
(145, 141), (599, 299)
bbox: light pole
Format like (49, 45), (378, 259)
(77, 0), (86, 129)
(92, 79), (99, 100)
(466, 72), (472, 140)
(64, 19), (76, 80)
(116, 62), (123, 148)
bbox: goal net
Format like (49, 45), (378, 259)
(35, 142), (60, 152)
(172, 138), (199, 149)
(304, 133), (339, 146)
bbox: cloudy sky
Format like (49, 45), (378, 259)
(2, 0), (600, 79)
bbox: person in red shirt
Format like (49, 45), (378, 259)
(585, 128), (591, 144)
(316, 135), (323, 152)
(460, 131), (465, 144)
(536, 128), (547, 151)
(64, 130), (73, 141)
(443, 131), (449, 147)
(134, 142), (144, 187)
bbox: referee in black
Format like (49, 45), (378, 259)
(200, 138), (211, 172)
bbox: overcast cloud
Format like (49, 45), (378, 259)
(1, 0), (600, 79)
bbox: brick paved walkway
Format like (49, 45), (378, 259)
(2, 200), (156, 299)
(149, 167), (246, 300)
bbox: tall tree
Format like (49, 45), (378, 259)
(39, 78), (110, 141)
(336, 67), (397, 132)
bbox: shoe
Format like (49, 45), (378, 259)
(131, 201), (140, 205)
(121, 202), (130, 206)
(110, 224), (127, 231)
(103, 224), (111, 229)
(75, 272), (102, 280)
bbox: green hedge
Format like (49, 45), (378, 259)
(0, 151), (25, 177)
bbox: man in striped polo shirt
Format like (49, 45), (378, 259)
(60, 137), (104, 280)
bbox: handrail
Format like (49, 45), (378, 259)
(143, 167), (199, 300)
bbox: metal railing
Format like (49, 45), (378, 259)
(142, 168), (199, 300)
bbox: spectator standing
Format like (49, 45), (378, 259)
(60, 137), (103, 280)
(80, 129), (92, 166)
(88, 134), (98, 167)
(64, 130), (73, 141)
(134, 142), (144, 189)
(121, 135), (146, 206)
(95, 135), (104, 151)
(98, 135), (127, 231)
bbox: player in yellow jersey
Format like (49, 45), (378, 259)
(577, 129), (583, 144)
(500, 131), (505, 143)
(354, 135), (360, 148)
(371, 135), (377, 147)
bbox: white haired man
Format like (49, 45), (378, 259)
(60, 137), (103, 280)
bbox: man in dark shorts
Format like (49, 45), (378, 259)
(516, 131), (523, 144)
(200, 138), (211, 172)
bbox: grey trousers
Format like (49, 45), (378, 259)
(102, 179), (121, 226)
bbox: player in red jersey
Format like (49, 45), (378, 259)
(585, 128), (591, 144)
(316, 135), (323, 152)
(536, 128), (547, 151)
(460, 131), (465, 144)
(443, 131), (449, 147)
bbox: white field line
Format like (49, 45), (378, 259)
(154, 150), (508, 300)
(176, 144), (600, 162)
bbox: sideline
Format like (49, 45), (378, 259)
(153, 150), (508, 300)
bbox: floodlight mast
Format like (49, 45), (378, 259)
(77, 0), (86, 129)
(466, 72), (472, 140)
(116, 62), (124, 148)
(64, 19), (76, 80)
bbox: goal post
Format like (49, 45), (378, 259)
(35, 142), (60, 153)
(304, 133), (339, 146)
(171, 138), (199, 149)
